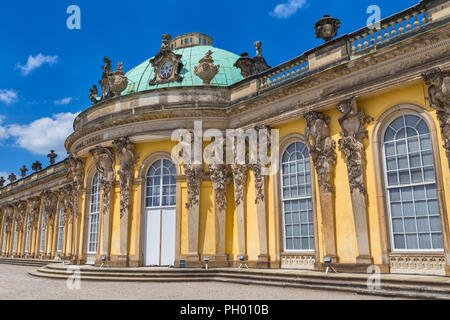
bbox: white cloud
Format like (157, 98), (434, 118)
(0, 172), (9, 179)
(0, 89), (19, 104)
(54, 97), (73, 105)
(16, 53), (59, 76)
(270, 0), (307, 19)
(7, 112), (79, 156)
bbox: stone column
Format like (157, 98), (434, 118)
(251, 163), (270, 265)
(184, 164), (204, 264)
(65, 155), (85, 264)
(3, 207), (13, 257)
(337, 98), (373, 264)
(422, 68), (450, 275)
(13, 201), (27, 258)
(89, 147), (115, 265)
(231, 164), (248, 260)
(209, 164), (231, 265)
(304, 111), (338, 263)
(41, 190), (58, 259)
(28, 197), (41, 258)
(113, 137), (135, 267)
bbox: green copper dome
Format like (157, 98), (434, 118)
(122, 45), (243, 95)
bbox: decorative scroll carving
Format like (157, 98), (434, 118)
(194, 50), (220, 85)
(231, 164), (248, 207)
(13, 201), (27, 230)
(281, 255), (316, 270)
(337, 97), (372, 194)
(28, 197), (41, 228)
(112, 137), (135, 219)
(60, 184), (74, 224)
(209, 164), (231, 212)
(3, 206), (13, 233)
(66, 155), (85, 193)
(89, 146), (115, 216)
(184, 164), (204, 210)
(149, 34), (183, 85)
(390, 254), (446, 276)
(250, 125), (270, 204)
(422, 68), (450, 168)
(304, 111), (336, 192)
(41, 190), (59, 226)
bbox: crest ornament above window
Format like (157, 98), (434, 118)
(149, 34), (183, 85)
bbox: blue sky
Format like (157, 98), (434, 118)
(0, 0), (419, 181)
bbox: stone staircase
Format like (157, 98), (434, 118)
(0, 258), (62, 267)
(28, 264), (450, 300)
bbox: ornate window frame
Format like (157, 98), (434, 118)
(274, 133), (319, 270)
(372, 103), (450, 272)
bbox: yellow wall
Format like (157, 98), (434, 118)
(73, 81), (449, 266)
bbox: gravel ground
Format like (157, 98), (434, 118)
(0, 265), (389, 300)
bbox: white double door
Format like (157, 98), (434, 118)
(144, 207), (176, 266)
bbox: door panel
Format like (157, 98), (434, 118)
(160, 208), (176, 266)
(144, 209), (161, 266)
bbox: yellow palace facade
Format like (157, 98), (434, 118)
(1, 0), (449, 276)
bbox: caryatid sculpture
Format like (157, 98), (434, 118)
(304, 111), (336, 192)
(112, 137), (135, 219)
(89, 146), (116, 216)
(66, 155), (85, 193)
(41, 190), (59, 227)
(422, 68), (450, 168)
(337, 97), (372, 194)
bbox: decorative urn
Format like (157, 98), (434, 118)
(109, 62), (129, 97)
(194, 50), (220, 85)
(315, 15), (340, 42)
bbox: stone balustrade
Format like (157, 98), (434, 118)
(348, 3), (429, 56)
(258, 55), (309, 90)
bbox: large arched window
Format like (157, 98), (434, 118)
(145, 159), (176, 208)
(12, 220), (18, 253)
(39, 213), (47, 253)
(24, 217), (31, 254)
(281, 141), (314, 251)
(87, 173), (101, 254)
(56, 204), (65, 253)
(382, 114), (443, 251)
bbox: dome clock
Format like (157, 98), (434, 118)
(149, 34), (183, 85)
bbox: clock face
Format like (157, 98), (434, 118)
(160, 61), (173, 79)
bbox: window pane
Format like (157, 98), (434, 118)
(383, 115), (441, 251)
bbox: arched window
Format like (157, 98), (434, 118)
(39, 213), (47, 253)
(145, 159), (176, 208)
(24, 217), (31, 253)
(87, 173), (101, 254)
(1, 222), (6, 253)
(12, 220), (17, 253)
(56, 204), (65, 253)
(281, 141), (314, 251)
(382, 114), (443, 251)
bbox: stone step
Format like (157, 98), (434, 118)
(29, 265), (450, 300)
(28, 269), (450, 300)
(0, 258), (60, 267)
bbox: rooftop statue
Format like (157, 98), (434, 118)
(234, 41), (271, 78)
